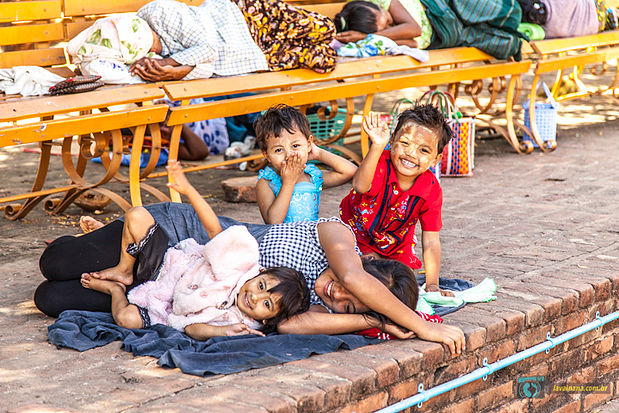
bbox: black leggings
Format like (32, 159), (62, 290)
(34, 220), (124, 317)
(34, 211), (272, 318)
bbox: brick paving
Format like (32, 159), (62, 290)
(0, 88), (618, 412)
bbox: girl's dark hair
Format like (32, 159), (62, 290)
(361, 257), (419, 331)
(259, 266), (311, 334)
(391, 102), (454, 155)
(253, 104), (312, 152)
(334, 0), (381, 34)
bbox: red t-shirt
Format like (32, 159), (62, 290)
(339, 150), (442, 269)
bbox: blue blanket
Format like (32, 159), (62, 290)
(48, 310), (378, 376)
(48, 278), (475, 376)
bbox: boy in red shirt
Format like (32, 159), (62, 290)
(340, 104), (454, 296)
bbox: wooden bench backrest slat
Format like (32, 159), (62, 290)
(0, 48), (66, 69)
(0, 84), (165, 121)
(0, 1), (61, 22)
(531, 31), (619, 54)
(0, 105), (168, 147)
(168, 60), (531, 125)
(63, 0), (203, 17)
(65, 21), (97, 41)
(164, 47), (494, 101)
(301, 2), (345, 18)
(0, 23), (64, 46)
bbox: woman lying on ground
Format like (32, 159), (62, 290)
(35, 162), (465, 354)
(334, 0), (432, 48)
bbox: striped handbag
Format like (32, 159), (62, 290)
(421, 90), (475, 177)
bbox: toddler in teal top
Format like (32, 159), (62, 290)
(255, 105), (358, 224)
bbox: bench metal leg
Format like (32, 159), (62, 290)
(49, 129), (128, 215)
(361, 93), (375, 157)
(3, 141), (54, 220)
(166, 123), (184, 203)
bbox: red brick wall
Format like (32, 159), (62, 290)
(335, 281), (617, 413)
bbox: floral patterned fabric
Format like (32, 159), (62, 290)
(231, 0), (337, 73)
(67, 14), (154, 65)
(337, 34), (398, 57)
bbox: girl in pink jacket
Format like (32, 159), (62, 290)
(80, 161), (309, 338)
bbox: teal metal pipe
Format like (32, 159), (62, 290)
(376, 311), (618, 413)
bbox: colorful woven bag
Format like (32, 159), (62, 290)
(420, 90), (475, 177)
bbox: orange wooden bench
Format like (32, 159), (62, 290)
(0, 1), (175, 219)
(9, 0), (595, 217)
(523, 30), (619, 151)
(158, 47), (531, 200)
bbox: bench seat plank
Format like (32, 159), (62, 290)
(0, 105), (168, 147)
(167, 61), (531, 125)
(534, 48), (619, 73)
(0, 84), (165, 122)
(165, 48), (495, 101)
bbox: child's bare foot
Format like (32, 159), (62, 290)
(80, 216), (104, 234)
(88, 265), (134, 286)
(81, 273), (126, 295)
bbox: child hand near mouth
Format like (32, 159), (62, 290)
(340, 103), (455, 297)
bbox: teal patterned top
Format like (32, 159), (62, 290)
(257, 163), (324, 223)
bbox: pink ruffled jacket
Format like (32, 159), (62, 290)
(127, 225), (262, 331)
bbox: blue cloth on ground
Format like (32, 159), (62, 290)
(415, 275), (473, 316)
(92, 151), (169, 168)
(48, 310), (378, 376)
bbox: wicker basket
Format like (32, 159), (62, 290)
(523, 83), (558, 148)
(306, 108), (348, 145)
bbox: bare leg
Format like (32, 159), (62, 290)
(80, 216), (105, 234)
(88, 206), (156, 286)
(81, 274), (143, 329)
(177, 124), (209, 161)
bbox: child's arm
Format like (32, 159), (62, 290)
(308, 143), (357, 188)
(185, 322), (264, 339)
(256, 153), (305, 224)
(318, 222), (465, 355)
(352, 112), (391, 194)
(376, 0), (422, 47)
(166, 160), (222, 239)
(421, 230), (454, 297)
(278, 306), (415, 338)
